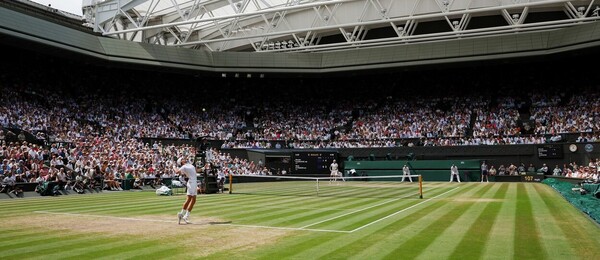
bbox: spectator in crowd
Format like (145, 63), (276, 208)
(517, 163), (526, 175)
(0, 172), (16, 193)
(488, 165), (497, 176)
(538, 163), (549, 175)
(56, 167), (68, 190)
(507, 163), (518, 176)
(527, 163), (536, 174)
(73, 172), (85, 194)
(132, 177), (143, 190)
(553, 165), (563, 176)
(3, 58), (600, 197)
(497, 165), (506, 175)
(217, 168), (226, 193)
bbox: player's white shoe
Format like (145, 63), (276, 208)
(183, 216), (191, 224)
(177, 213), (183, 224)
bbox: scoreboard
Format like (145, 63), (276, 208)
(292, 151), (338, 174)
(537, 144), (563, 159)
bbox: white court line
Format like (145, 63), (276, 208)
(300, 190), (431, 229)
(33, 211), (349, 233)
(225, 224), (351, 233)
(349, 186), (460, 233)
(33, 187), (458, 234)
(33, 211), (174, 223)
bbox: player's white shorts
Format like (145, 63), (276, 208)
(187, 181), (198, 196)
(330, 170), (340, 177)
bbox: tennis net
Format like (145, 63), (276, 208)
(229, 174), (423, 199)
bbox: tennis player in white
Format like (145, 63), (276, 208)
(330, 160), (341, 183)
(174, 157), (197, 224)
(402, 164), (413, 182)
(450, 164), (461, 182)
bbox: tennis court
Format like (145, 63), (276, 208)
(0, 182), (599, 259)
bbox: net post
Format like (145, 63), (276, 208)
(229, 173), (233, 194)
(316, 179), (319, 197)
(418, 175), (423, 199)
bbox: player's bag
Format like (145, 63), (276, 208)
(156, 185), (173, 196)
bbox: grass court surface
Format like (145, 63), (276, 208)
(1, 182), (599, 259)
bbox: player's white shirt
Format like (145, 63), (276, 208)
(451, 166), (459, 174)
(403, 166), (410, 175)
(330, 162), (338, 171)
(330, 162), (339, 175)
(179, 163), (197, 196)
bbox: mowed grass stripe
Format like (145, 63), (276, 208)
(203, 192), (316, 207)
(233, 180), (420, 199)
(387, 205), (474, 260)
(251, 185), (477, 259)
(297, 187), (455, 230)
(0, 192), (152, 207)
(447, 183), (509, 259)
(57, 240), (154, 260)
(317, 184), (419, 199)
(329, 187), (460, 231)
(47, 197), (181, 214)
(235, 184), (319, 197)
(308, 201), (451, 260)
(200, 199), (327, 223)
(33, 192), (228, 216)
(216, 195), (390, 223)
(481, 182), (517, 259)
(412, 183), (503, 260)
(0, 227), (45, 239)
(60, 238), (174, 259)
(2, 195), (177, 215)
(3, 235), (125, 259)
(200, 194), (323, 217)
(0, 183), (421, 212)
(525, 183), (577, 259)
(235, 196), (409, 225)
(311, 198), (433, 231)
(232, 206), (332, 227)
(514, 183), (545, 259)
(226, 197), (391, 225)
(13, 193), (201, 217)
(26, 236), (134, 259)
(251, 232), (340, 260)
(205, 200), (349, 212)
(114, 246), (184, 260)
(187, 196), (307, 217)
(268, 198), (428, 228)
(0, 229), (66, 247)
(533, 183), (600, 259)
(252, 200), (448, 260)
(377, 184), (490, 259)
(92, 200), (184, 215)
(221, 188), (425, 227)
(3, 182), (596, 259)
(31, 200), (179, 217)
(0, 233), (91, 257)
(326, 185), (420, 199)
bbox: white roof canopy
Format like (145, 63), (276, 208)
(83, 0), (600, 52)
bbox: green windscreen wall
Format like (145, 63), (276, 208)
(344, 160), (482, 181)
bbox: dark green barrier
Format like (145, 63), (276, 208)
(122, 179), (134, 190)
(344, 159), (482, 182)
(543, 178), (600, 224)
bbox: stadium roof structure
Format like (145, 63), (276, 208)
(84, 0), (600, 53)
(2, 0), (600, 76)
